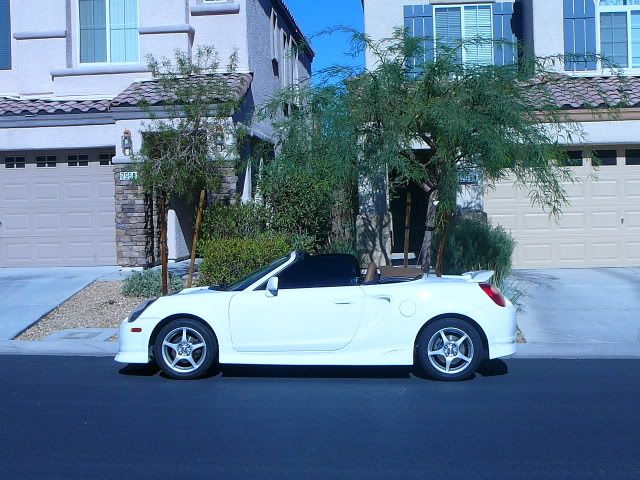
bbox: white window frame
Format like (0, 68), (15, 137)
(270, 9), (278, 61)
(596, 1), (640, 71)
(76, 0), (140, 66)
(432, 3), (494, 66)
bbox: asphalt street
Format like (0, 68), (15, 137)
(1, 357), (639, 480)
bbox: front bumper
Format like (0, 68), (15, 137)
(114, 318), (153, 364)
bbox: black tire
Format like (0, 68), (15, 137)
(416, 318), (484, 381)
(153, 318), (218, 380)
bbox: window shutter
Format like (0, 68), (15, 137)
(404, 4), (434, 72)
(465, 5), (493, 66)
(564, 0), (597, 71)
(0, 0), (10, 70)
(493, 2), (517, 65)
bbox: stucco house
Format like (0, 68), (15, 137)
(0, 0), (312, 268)
(362, 0), (640, 269)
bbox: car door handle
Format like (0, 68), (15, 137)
(334, 299), (354, 305)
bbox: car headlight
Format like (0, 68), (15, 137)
(128, 298), (157, 323)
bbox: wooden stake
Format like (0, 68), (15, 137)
(159, 194), (169, 296)
(187, 190), (206, 288)
(403, 192), (412, 268)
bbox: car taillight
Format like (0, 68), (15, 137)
(479, 283), (507, 307)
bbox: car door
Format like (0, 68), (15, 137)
(229, 255), (364, 352)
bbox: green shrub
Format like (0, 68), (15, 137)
(433, 218), (516, 283)
(122, 269), (183, 297)
(201, 202), (271, 241)
(199, 233), (293, 286)
(260, 170), (333, 245)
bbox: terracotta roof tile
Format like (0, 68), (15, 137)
(528, 75), (640, 110)
(110, 73), (253, 108)
(0, 98), (110, 116)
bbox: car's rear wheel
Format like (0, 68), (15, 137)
(416, 318), (484, 381)
(153, 319), (217, 380)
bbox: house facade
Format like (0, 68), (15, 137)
(0, 0), (312, 268)
(362, 0), (640, 269)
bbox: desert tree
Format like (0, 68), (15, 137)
(133, 46), (249, 294)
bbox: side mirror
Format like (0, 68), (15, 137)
(266, 276), (279, 297)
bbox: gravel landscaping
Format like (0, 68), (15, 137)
(17, 281), (145, 341)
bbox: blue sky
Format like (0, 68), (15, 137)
(285, 0), (365, 77)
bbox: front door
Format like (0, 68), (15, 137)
(229, 285), (364, 352)
(229, 254), (366, 352)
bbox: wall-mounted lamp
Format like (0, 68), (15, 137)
(121, 129), (133, 156)
(214, 126), (225, 152)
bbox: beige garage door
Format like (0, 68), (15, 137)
(484, 148), (640, 268)
(0, 151), (117, 267)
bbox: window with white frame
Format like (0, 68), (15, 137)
(599, 0), (640, 68)
(434, 4), (493, 66)
(79, 0), (139, 64)
(270, 9), (278, 61)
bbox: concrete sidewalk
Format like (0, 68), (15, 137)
(0, 266), (124, 340)
(0, 339), (118, 357)
(512, 268), (640, 344)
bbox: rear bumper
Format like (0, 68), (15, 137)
(486, 304), (518, 360)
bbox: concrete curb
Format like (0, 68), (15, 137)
(0, 340), (118, 357)
(2, 339), (640, 359)
(515, 342), (640, 359)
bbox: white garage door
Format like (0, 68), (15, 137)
(0, 151), (117, 267)
(484, 148), (640, 268)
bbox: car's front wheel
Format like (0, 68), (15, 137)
(416, 318), (484, 381)
(153, 319), (218, 380)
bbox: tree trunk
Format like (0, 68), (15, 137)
(187, 189), (206, 288)
(418, 189), (437, 273)
(435, 213), (451, 277)
(158, 193), (169, 296)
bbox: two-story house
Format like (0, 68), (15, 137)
(362, 0), (640, 269)
(0, 0), (312, 268)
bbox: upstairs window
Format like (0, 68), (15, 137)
(4, 157), (25, 169)
(79, 0), (139, 64)
(434, 4), (493, 66)
(599, 0), (640, 68)
(0, 0), (10, 70)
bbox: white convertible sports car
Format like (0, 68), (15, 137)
(116, 251), (516, 381)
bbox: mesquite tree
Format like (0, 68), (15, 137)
(262, 30), (620, 274)
(134, 47), (247, 294)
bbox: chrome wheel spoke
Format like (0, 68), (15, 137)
(171, 355), (182, 367)
(455, 334), (469, 347)
(428, 348), (445, 357)
(440, 331), (449, 344)
(445, 356), (453, 373)
(163, 341), (179, 353)
(456, 353), (472, 364)
(185, 355), (197, 368)
(181, 328), (188, 342)
(190, 343), (205, 352)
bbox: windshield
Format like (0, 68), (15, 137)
(215, 254), (292, 292)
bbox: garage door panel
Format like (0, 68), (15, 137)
(558, 212), (586, 231)
(524, 213), (553, 232)
(591, 180), (619, 198)
(35, 213), (62, 231)
(626, 180), (640, 197)
(558, 243), (586, 262)
(591, 211), (621, 231)
(628, 243), (640, 261)
(0, 156), (116, 267)
(485, 164), (640, 268)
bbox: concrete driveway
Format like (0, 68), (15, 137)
(0, 266), (122, 340)
(513, 268), (640, 345)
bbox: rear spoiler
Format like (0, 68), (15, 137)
(462, 270), (495, 283)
